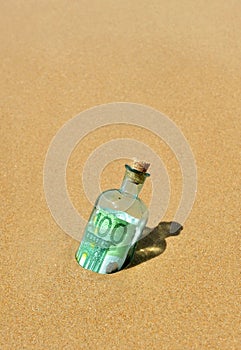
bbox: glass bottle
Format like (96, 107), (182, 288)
(75, 159), (150, 274)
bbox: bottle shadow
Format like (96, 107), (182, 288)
(125, 221), (183, 269)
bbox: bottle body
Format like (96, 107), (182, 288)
(76, 188), (149, 274)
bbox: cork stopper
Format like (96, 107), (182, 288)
(124, 158), (150, 185)
(132, 158), (150, 173)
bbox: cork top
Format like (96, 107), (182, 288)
(124, 158), (150, 185)
(131, 158), (150, 173)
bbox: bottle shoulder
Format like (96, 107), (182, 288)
(96, 188), (120, 202)
(96, 189), (148, 219)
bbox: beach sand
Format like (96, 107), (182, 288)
(0, 1), (240, 349)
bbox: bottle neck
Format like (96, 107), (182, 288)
(120, 176), (144, 198)
(119, 165), (149, 198)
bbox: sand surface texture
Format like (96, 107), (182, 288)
(0, 1), (240, 349)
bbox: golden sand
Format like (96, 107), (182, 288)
(0, 1), (240, 349)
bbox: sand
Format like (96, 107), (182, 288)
(0, 1), (240, 349)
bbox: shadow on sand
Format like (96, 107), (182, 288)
(124, 221), (183, 269)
